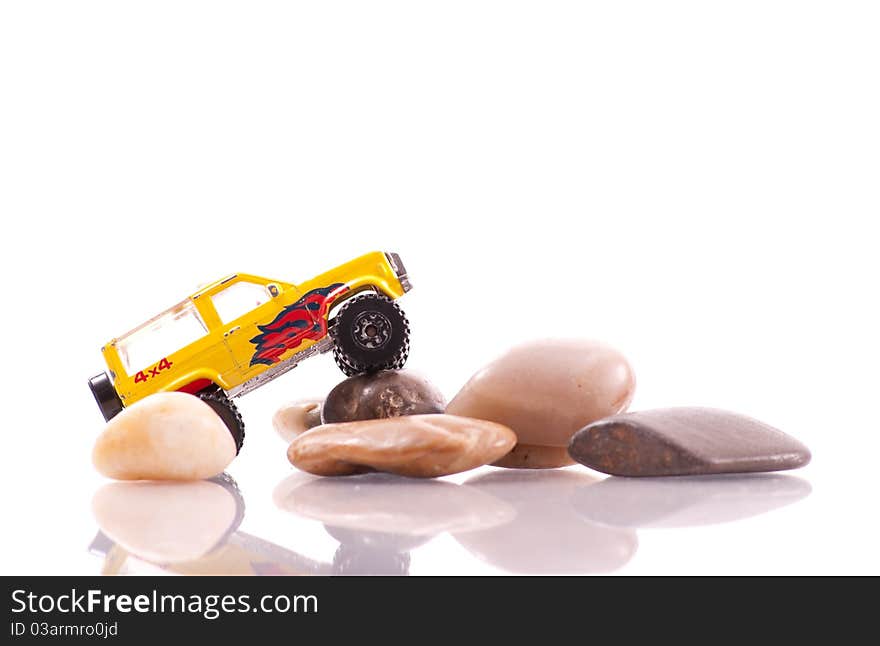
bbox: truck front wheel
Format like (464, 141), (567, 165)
(330, 293), (410, 376)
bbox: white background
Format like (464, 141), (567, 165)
(1, 1), (877, 575)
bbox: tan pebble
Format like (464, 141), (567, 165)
(273, 398), (324, 443)
(446, 339), (635, 467)
(492, 444), (577, 469)
(92, 392), (236, 481)
(287, 414), (516, 478)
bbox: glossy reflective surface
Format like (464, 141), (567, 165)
(86, 466), (812, 576)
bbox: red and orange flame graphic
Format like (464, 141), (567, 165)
(249, 283), (349, 366)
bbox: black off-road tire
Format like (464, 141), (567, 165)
(88, 372), (124, 422)
(330, 293), (410, 377)
(332, 349), (359, 376)
(198, 387), (245, 454)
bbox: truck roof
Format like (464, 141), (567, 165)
(110, 272), (293, 344)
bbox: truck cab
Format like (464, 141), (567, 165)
(89, 251), (412, 452)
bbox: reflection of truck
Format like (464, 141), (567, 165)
(89, 251), (411, 451)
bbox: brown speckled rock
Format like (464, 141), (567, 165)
(568, 407), (811, 477)
(93, 393), (236, 481)
(287, 414), (516, 478)
(446, 339), (635, 468)
(273, 398), (323, 443)
(322, 370), (446, 424)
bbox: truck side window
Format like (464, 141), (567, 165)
(212, 281), (271, 324)
(117, 300), (207, 374)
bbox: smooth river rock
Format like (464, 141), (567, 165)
(93, 392), (237, 481)
(446, 339), (635, 467)
(568, 407), (812, 477)
(322, 370), (446, 424)
(287, 414), (516, 478)
(273, 398), (324, 443)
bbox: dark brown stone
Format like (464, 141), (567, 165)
(322, 370), (446, 424)
(568, 407), (811, 477)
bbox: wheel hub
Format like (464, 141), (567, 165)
(352, 311), (392, 350)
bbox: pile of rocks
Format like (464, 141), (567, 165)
(93, 338), (810, 481)
(278, 339), (810, 479)
(280, 340), (627, 476)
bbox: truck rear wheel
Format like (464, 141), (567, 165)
(198, 387), (245, 454)
(330, 293), (410, 376)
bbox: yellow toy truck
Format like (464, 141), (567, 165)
(88, 251), (411, 451)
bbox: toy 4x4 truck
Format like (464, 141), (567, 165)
(89, 251), (411, 451)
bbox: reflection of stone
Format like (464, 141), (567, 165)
(92, 478), (242, 564)
(274, 472), (521, 576)
(572, 474), (811, 529)
(273, 472), (515, 536)
(453, 470), (638, 574)
(90, 475), (329, 575)
(323, 526), (429, 576)
(323, 525), (430, 552)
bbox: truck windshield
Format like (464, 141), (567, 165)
(116, 300), (207, 374)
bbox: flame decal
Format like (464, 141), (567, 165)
(248, 283), (349, 367)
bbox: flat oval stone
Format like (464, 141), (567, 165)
(92, 392), (237, 481)
(287, 414), (516, 478)
(446, 339), (635, 466)
(322, 370), (446, 424)
(273, 398), (323, 443)
(568, 407), (812, 477)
